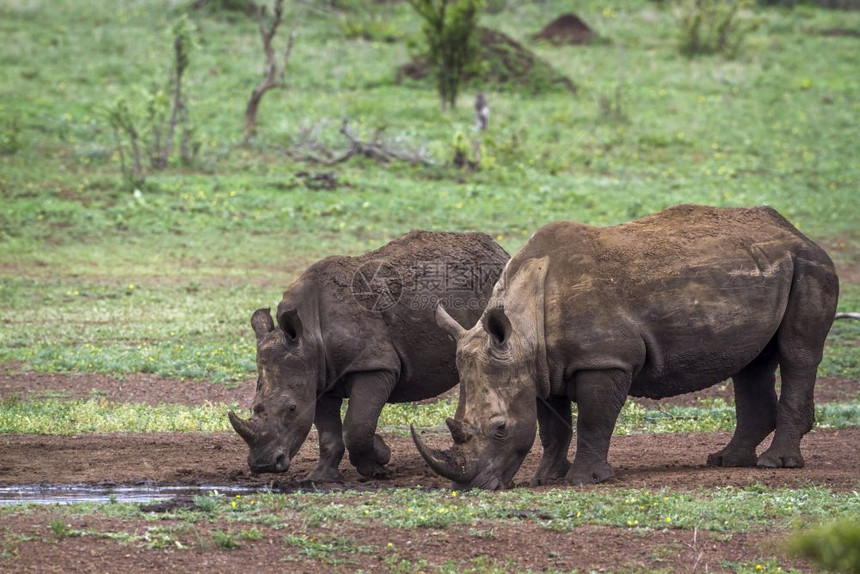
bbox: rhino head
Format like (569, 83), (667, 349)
(412, 258), (550, 490)
(228, 305), (322, 474)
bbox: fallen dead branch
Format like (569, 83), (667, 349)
(835, 312), (860, 320)
(281, 119), (435, 166)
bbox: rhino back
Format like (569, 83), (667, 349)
(512, 205), (836, 399)
(296, 231), (509, 402)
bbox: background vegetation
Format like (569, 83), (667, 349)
(0, 0), (858, 570)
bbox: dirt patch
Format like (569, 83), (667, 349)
(1, 427), (859, 492)
(534, 13), (596, 45)
(1, 365), (856, 572)
(0, 364), (251, 408)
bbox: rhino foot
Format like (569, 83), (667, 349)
(566, 461), (615, 486)
(304, 465), (344, 483)
(530, 461), (571, 487)
(757, 449), (804, 469)
(706, 449), (757, 467)
(356, 462), (390, 480)
(373, 434), (392, 466)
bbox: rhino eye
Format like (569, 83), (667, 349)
(493, 420), (508, 439)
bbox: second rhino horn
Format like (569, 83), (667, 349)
(446, 417), (475, 445)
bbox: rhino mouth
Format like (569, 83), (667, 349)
(229, 410), (294, 474)
(412, 418), (526, 490)
(249, 452), (290, 474)
(411, 422), (516, 490)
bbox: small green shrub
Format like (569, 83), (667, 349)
(50, 521), (73, 537)
(212, 529), (239, 550)
(193, 494), (221, 513)
(239, 527), (263, 541)
(106, 15), (199, 188)
(788, 519), (860, 573)
(675, 0), (758, 58)
(0, 115), (22, 156)
(407, 0), (485, 109)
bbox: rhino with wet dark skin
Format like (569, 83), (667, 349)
(412, 205), (839, 489)
(229, 230), (508, 481)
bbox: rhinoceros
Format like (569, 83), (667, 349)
(229, 230), (508, 481)
(412, 205), (839, 489)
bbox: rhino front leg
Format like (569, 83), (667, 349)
(567, 369), (631, 485)
(343, 370), (396, 479)
(530, 394), (572, 486)
(305, 394), (345, 483)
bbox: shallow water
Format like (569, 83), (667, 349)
(0, 484), (261, 505)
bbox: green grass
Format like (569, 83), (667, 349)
(0, 397), (237, 434)
(3, 485), (855, 570)
(2, 395), (858, 435)
(14, 485), (860, 536)
(1, 0), (858, 390)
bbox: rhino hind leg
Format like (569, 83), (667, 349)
(531, 395), (572, 486)
(708, 347), (778, 467)
(757, 362), (816, 469)
(757, 253), (837, 469)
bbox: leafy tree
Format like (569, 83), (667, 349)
(407, 0), (484, 109)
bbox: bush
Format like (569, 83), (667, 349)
(106, 16), (200, 188)
(788, 519), (860, 573)
(407, 0), (485, 109)
(675, 0), (758, 58)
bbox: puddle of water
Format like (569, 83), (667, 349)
(0, 484), (262, 506)
(0, 481), (439, 505)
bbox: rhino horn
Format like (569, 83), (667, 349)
(411, 425), (475, 484)
(435, 304), (466, 341)
(228, 411), (259, 444)
(446, 417), (475, 445)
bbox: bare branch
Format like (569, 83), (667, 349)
(243, 0), (298, 145)
(282, 119), (435, 166)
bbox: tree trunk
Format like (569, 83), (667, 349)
(243, 84), (271, 145)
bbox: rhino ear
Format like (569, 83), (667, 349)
(278, 307), (304, 343)
(251, 308), (275, 343)
(481, 305), (512, 348)
(436, 303), (466, 341)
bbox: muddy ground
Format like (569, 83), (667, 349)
(1, 368), (858, 572)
